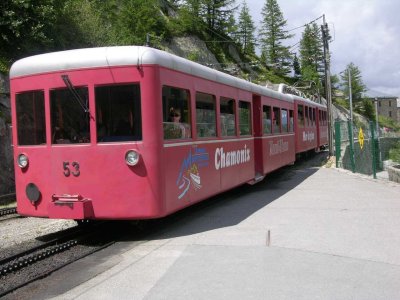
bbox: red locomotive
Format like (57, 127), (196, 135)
(9, 46), (327, 220)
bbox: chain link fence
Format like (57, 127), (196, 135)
(335, 120), (400, 178)
(335, 120), (380, 178)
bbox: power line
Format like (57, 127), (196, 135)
(287, 15), (324, 32)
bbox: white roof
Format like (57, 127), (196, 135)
(10, 46), (294, 103)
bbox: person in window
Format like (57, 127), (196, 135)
(165, 108), (186, 139)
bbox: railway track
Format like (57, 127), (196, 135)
(0, 206), (17, 217)
(0, 221), (115, 298)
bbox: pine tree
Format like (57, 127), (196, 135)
(340, 62), (367, 103)
(258, 0), (293, 76)
(203, 0), (237, 34)
(180, 0), (237, 35)
(293, 54), (301, 78)
(237, 0), (256, 55)
(299, 23), (324, 82)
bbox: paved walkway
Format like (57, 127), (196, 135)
(17, 166), (400, 300)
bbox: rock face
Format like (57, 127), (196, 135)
(164, 36), (221, 69)
(0, 73), (14, 194)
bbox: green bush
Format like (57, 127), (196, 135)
(389, 142), (400, 163)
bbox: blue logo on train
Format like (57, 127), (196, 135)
(176, 147), (209, 199)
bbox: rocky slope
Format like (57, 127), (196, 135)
(0, 74), (14, 194)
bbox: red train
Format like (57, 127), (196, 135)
(9, 46), (327, 220)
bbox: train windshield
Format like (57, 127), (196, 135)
(50, 87), (90, 144)
(95, 84), (142, 142)
(16, 90), (46, 145)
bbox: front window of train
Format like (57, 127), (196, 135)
(50, 87), (90, 144)
(16, 90), (46, 145)
(95, 84), (142, 142)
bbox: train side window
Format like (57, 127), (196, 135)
(272, 107), (280, 134)
(196, 92), (216, 138)
(95, 84), (142, 142)
(262, 105), (272, 135)
(220, 97), (236, 137)
(281, 109), (288, 133)
(50, 87), (90, 144)
(162, 86), (191, 140)
(16, 90), (46, 145)
(289, 110), (294, 132)
(298, 105), (304, 128)
(239, 101), (251, 136)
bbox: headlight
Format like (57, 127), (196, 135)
(17, 154), (29, 168)
(125, 150), (140, 166)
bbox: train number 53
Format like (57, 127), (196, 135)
(63, 161), (80, 177)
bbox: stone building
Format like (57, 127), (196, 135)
(370, 97), (400, 123)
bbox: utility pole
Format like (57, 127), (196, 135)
(321, 15), (334, 156)
(348, 68), (353, 123)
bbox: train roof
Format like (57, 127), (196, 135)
(10, 46), (296, 103)
(291, 94), (327, 108)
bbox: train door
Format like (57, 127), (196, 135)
(252, 94), (264, 181)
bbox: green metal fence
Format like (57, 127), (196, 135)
(335, 120), (380, 178)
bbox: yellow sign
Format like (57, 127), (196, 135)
(358, 127), (364, 150)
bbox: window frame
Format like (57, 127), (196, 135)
(15, 90), (46, 146)
(220, 97), (237, 138)
(196, 92), (217, 139)
(162, 85), (192, 140)
(238, 100), (252, 136)
(95, 83), (142, 143)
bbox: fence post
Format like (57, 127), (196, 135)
(347, 120), (355, 172)
(370, 121), (377, 179)
(335, 121), (341, 168)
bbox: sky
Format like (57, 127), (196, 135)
(246, 0), (400, 97)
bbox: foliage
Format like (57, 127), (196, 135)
(334, 98), (349, 110)
(236, 1), (256, 55)
(0, 0), (57, 61)
(389, 142), (400, 163)
(378, 115), (400, 131)
(354, 99), (375, 121)
(339, 63), (367, 103)
(179, 0), (237, 36)
(258, 0), (293, 76)
(292, 54), (300, 78)
(299, 23), (324, 85)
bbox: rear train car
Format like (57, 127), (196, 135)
(10, 46), (326, 220)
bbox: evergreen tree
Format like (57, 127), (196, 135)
(180, 0), (237, 35)
(202, 0), (237, 34)
(116, 0), (169, 46)
(340, 62), (367, 103)
(258, 0), (293, 76)
(299, 23), (324, 83)
(237, 0), (256, 55)
(226, 12), (238, 40)
(293, 54), (301, 78)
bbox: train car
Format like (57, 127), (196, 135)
(253, 94), (295, 177)
(316, 105), (328, 148)
(293, 96), (319, 154)
(10, 46), (326, 221)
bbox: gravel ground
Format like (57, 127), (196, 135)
(0, 216), (76, 251)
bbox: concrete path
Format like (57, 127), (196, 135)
(15, 166), (400, 300)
